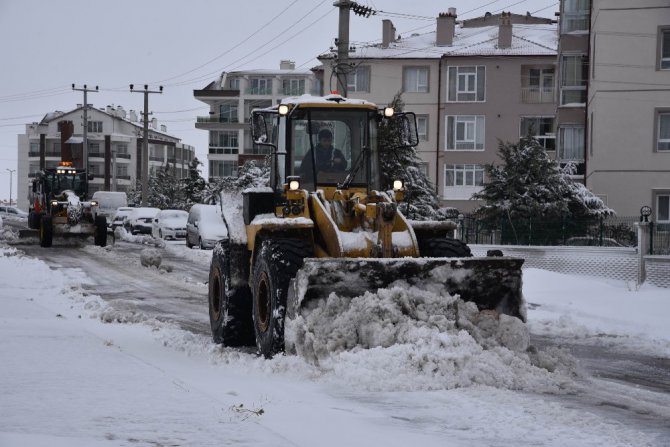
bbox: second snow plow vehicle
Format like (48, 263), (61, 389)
(26, 161), (107, 247)
(209, 94), (524, 358)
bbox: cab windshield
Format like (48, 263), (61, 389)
(288, 108), (376, 190)
(44, 171), (86, 196)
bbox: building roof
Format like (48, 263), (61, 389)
(321, 23), (557, 60)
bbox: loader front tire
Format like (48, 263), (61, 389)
(39, 215), (53, 248)
(209, 240), (254, 346)
(252, 238), (311, 358)
(94, 216), (107, 247)
(419, 237), (472, 258)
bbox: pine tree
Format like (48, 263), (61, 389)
(378, 92), (450, 220)
(472, 136), (613, 243)
(182, 157), (206, 207)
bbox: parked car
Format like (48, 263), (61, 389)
(152, 209), (188, 240)
(186, 204), (228, 249)
(110, 207), (135, 232)
(91, 191), (128, 225)
(0, 205), (29, 221)
(124, 207), (160, 235)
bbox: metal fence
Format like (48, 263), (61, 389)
(457, 215), (640, 248)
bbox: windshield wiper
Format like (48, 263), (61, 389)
(337, 146), (368, 190)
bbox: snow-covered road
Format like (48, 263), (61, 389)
(2, 237), (669, 446)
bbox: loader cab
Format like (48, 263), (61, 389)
(42, 168), (88, 200)
(252, 97), (412, 194)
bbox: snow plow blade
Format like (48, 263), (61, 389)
(287, 257), (525, 322)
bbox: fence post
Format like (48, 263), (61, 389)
(457, 214), (464, 241)
(635, 221), (650, 285)
(599, 216), (604, 246)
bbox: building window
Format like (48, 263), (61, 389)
(209, 160), (238, 178)
(561, 0), (590, 33)
(522, 68), (554, 103)
(116, 165), (128, 177)
(228, 78), (240, 90)
(282, 79), (305, 96)
(520, 116), (556, 151)
(248, 78), (272, 95)
(658, 112), (670, 151)
(416, 115), (429, 141)
(116, 143), (128, 155)
(347, 66), (370, 93)
(446, 115), (485, 150)
(561, 54), (588, 105)
(444, 164), (485, 187)
(418, 162), (429, 177)
(29, 142), (39, 156)
(403, 67), (429, 93)
(210, 131), (239, 154)
(658, 194), (670, 223)
(88, 121), (103, 133)
(660, 28), (670, 70)
(447, 66), (485, 102)
(218, 103), (238, 123)
(559, 126), (584, 161)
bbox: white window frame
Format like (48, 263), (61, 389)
(228, 78), (240, 90)
(558, 126), (585, 161)
(116, 164), (128, 177)
(416, 115), (429, 141)
(445, 115), (485, 151)
(88, 121), (103, 133)
(218, 103), (238, 123)
(657, 193), (670, 223)
(657, 111), (670, 151)
(403, 67), (429, 93)
(283, 78), (305, 95)
(447, 66), (485, 102)
(561, 0), (590, 33)
(347, 66), (370, 93)
(444, 164), (485, 187)
(209, 160), (238, 178)
(249, 78), (272, 95)
(560, 54), (588, 105)
(520, 116), (556, 151)
(660, 28), (670, 70)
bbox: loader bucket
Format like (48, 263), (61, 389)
(286, 256), (525, 322)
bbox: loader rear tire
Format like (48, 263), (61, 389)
(252, 238), (311, 358)
(419, 237), (472, 258)
(94, 216), (107, 247)
(39, 215), (53, 248)
(209, 240), (254, 346)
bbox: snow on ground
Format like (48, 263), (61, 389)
(0, 245), (668, 446)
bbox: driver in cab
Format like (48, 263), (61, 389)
(299, 129), (347, 178)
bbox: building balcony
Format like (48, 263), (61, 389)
(282, 88), (305, 96)
(244, 147), (271, 155)
(196, 116), (239, 124)
(114, 175), (131, 180)
(521, 87), (555, 104)
(245, 88), (273, 95)
(149, 156), (164, 162)
(115, 153), (131, 159)
(209, 146), (239, 155)
(89, 152), (105, 159)
(28, 151), (40, 157)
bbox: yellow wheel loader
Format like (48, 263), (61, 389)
(208, 94), (524, 358)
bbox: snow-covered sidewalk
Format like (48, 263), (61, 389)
(1, 245), (668, 446)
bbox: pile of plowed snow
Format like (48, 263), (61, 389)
(286, 286), (580, 393)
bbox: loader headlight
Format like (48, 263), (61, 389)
(286, 175), (300, 191)
(393, 179), (404, 191)
(278, 104), (290, 116)
(50, 200), (58, 207)
(383, 107), (394, 118)
(90, 200), (98, 206)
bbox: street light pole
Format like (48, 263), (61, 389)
(6, 168), (15, 206)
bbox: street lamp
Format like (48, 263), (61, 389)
(6, 168), (15, 206)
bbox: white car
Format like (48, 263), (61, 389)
(124, 207), (160, 235)
(0, 206), (29, 221)
(186, 204), (228, 249)
(110, 207), (134, 232)
(152, 209), (188, 240)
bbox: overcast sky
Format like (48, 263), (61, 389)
(0, 0), (558, 203)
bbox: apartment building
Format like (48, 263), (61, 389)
(16, 104), (195, 210)
(586, 0), (670, 220)
(319, 10), (557, 212)
(194, 60), (320, 181)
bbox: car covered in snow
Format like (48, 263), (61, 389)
(186, 204), (228, 249)
(110, 207), (134, 232)
(152, 209), (188, 240)
(124, 207), (160, 235)
(0, 206), (29, 221)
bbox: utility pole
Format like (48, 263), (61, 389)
(130, 84), (163, 206)
(332, 1), (375, 96)
(72, 84), (99, 176)
(334, 0), (351, 96)
(6, 168), (15, 206)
